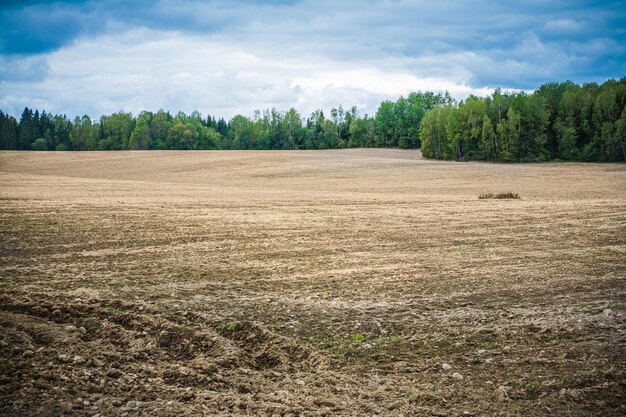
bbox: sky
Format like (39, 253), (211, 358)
(1, 0), (625, 120)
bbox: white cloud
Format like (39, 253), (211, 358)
(0, 55), (49, 81)
(543, 19), (583, 32)
(0, 28), (499, 119)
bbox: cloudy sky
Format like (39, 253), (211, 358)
(1, 0), (625, 119)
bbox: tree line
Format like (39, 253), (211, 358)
(1, 78), (624, 161)
(0, 92), (446, 153)
(421, 79), (626, 162)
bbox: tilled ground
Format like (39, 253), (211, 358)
(0, 149), (625, 416)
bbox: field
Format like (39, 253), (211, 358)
(1, 149), (625, 416)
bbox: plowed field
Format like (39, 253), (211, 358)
(1, 149), (624, 416)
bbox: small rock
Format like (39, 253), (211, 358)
(24, 350), (34, 357)
(477, 349), (486, 355)
(463, 411), (471, 415)
(166, 400), (173, 406)
(138, 306), (144, 311)
(603, 308), (612, 316)
(125, 400), (140, 409)
(79, 327), (87, 334)
(503, 345), (511, 351)
(495, 387), (508, 402)
(295, 379), (305, 385)
(73, 355), (85, 364)
(485, 358), (493, 364)
(65, 325), (78, 332)
(363, 343), (373, 348)
(83, 400), (90, 406)
(58, 354), (70, 362)
(567, 389), (580, 398)
(451, 372), (463, 380)
(486, 380), (493, 385)
(442, 363), (452, 370)
(387, 401), (401, 410)
(495, 385), (511, 402)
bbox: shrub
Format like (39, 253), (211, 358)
(55, 143), (69, 151)
(31, 138), (47, 150)
(479, 192), (520, 200)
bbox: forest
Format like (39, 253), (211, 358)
(1, 78), (625, 162)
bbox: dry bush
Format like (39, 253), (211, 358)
(479, 192), (520, 199)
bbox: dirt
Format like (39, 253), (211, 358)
(0, 149), (625, 416)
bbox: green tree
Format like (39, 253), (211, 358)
(348, 116), (370, 148)
(614, 105), (626, 161)
(129, 111), (153, 150)
(151, 110), (172, 149)
(480, 114), (496, 160)
(496, 108), (521, 161)
(228, 115), (255, 150)
(99, 112), (134, 150)
(461, 96), (487, 158)
(445, 106), (464, 159)
(18, 108), (36, 150)
(320, 119), (338, 149)
(196, 125), (221, 150)
(558, 125), (578, 160)
(168, 122), (194, 149)
(70, 115), (94, 151)
(375, 101), (395, 147)
(420, 106), (452, 159)
(283, 108), (303, 149)
(0, 111), (19, 149)
(31, 138), (47, 150)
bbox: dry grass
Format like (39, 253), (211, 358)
(479, 192), (520, 199)
(0, 149), (625, 416)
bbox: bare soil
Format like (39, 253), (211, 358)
(0, 149), (624, 416)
